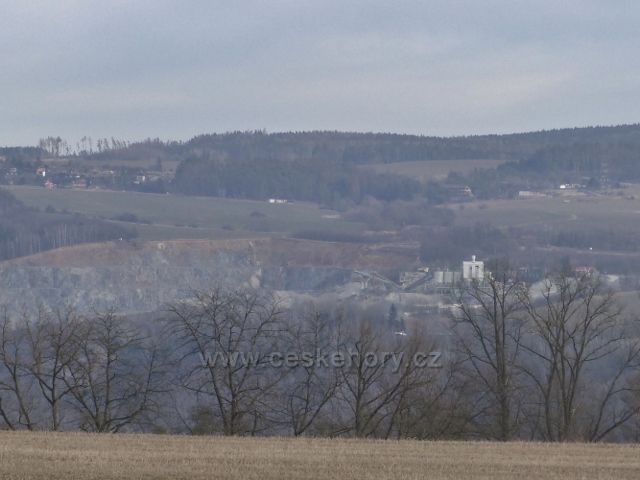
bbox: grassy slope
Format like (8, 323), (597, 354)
(0, 432), (638, 480)
(6, 186), (364, 241)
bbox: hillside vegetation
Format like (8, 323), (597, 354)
(0, 188), (133, 261)
(8, 124), (640, 205)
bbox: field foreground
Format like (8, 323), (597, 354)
(0, 432), (639, 480)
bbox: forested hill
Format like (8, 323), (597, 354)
(168, 124), (640, 201)
(33, 123), (640, 165)
(183, 124), (640, 164)
(6, 123), (640, 204)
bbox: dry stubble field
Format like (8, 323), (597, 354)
(0, 432), (638, 480)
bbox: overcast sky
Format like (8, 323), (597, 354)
(1, 1), (639, 146)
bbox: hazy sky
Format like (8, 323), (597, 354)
(2, 1), (639, 146)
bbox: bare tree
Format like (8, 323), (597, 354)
(391, 351), (472, 440)
(334, 320), (437, 438)
(38, 136), (63, 157)
(168, 288), (285, 436)
(0, 309), (35, 430)
(24, 306), (82, 430)
(64, 310), (164, 432)
(519, 273), (639, 441)
(279, 307), (342, 436)
(452, 271), (526, 441)
(583, 341), (640, 441)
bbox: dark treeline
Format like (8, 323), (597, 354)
(513, 142), (640, 183)
(172, 157), (423, 204)
(2, 275), (639, 442)
(0, 189), (135, 261)
(126, 124), (640, 164)
(30, 126), (640, 163)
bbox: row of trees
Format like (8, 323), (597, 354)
(38, 136), (131, 157)
(455, 270), (640, 441)
(1, 275), (639, 441)
(0, 308), (162, 432)
(0, 294), (453, 438)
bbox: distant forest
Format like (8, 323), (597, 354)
(82, 124), (640, 164)
(4, 124), (640, 204)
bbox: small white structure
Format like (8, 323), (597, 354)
(518, 190), (547, 198)
(462, 255), (484, 281)
(268, 198), (288, 204)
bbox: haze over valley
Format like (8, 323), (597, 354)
(3, 2), (640, 478)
